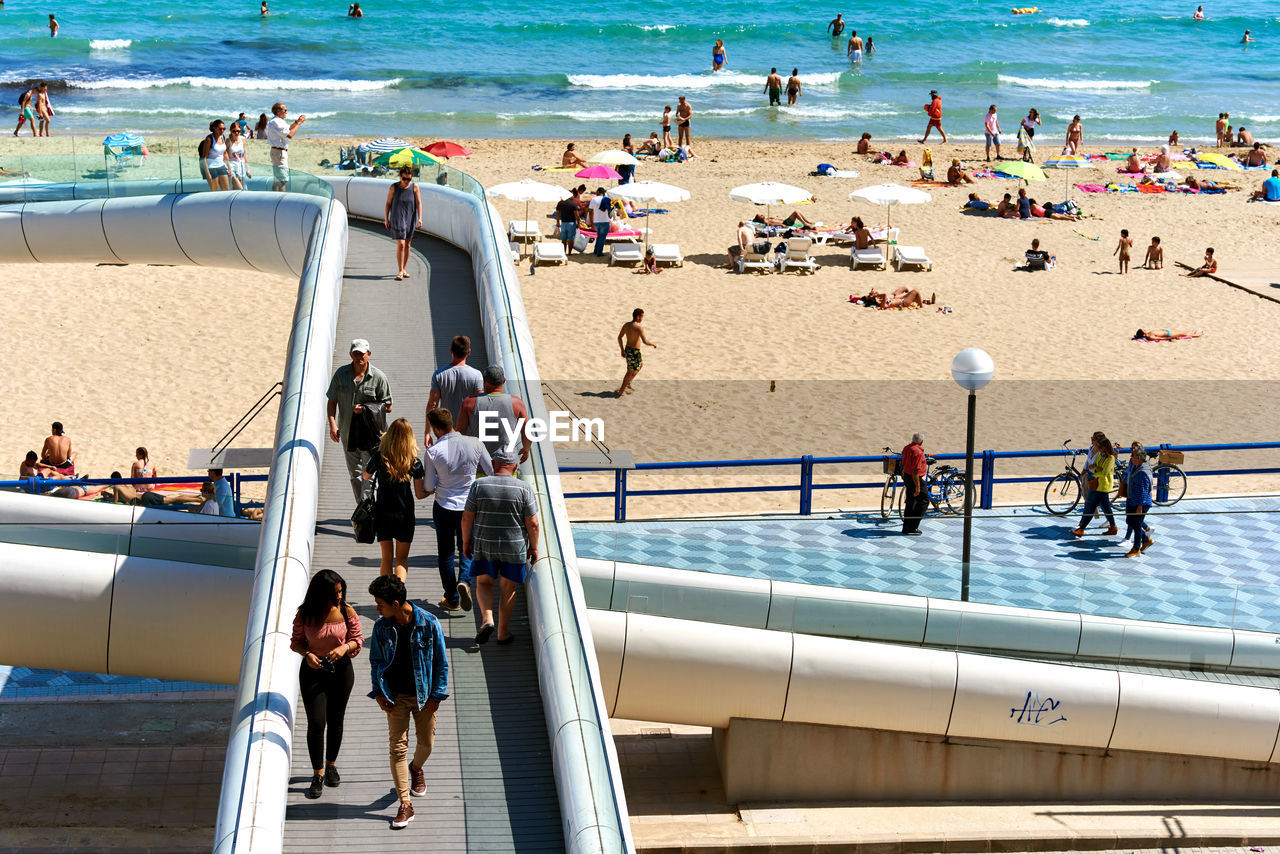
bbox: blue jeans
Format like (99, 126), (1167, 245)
(1125, 505), (1151, 547)
(1078, 489), (1116, 529)
(432, 502), (472, 605)
(593, 222), (610, 256)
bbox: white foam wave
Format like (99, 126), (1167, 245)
(639, 24), (675, 31)
(1247, 115), (1280, 123)
(1044, 17), (1089, 27)
(777, 104), (901, 120)
(568, 71), (844, 90)
(71, 76), (400, 92)
(499, 106), (759, 122)
(999, 75), (1155, 90)
(56, 104), (337, 118)
(89, 39), (132, 50)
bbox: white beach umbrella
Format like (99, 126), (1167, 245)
(588, 149), (641, 166)
(729, 181), (813, 221)
(607, 180), (691, 249)
(488, 179), (572, 256)
(848, 183), (932, 229)
(363, 137), (409, 153)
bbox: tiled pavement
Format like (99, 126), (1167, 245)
(573, 496), (1280, 633)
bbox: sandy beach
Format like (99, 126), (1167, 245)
(4, 133), (1279, 517)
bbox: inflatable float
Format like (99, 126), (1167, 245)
(1012, 7), (1040, 13)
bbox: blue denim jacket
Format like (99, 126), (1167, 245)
(1127, 460), (1153, 509)
(367, 604), (449, 708)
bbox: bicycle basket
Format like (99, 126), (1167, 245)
(1158, 449), (1184, 465)
(882, 456), (901, 475)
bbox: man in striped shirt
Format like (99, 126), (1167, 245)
(462, 446), (539, 645)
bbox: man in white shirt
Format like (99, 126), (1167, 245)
(266, 101), (307, 191)
(423, 407), (493, 611)
(589, 188), (613, 257)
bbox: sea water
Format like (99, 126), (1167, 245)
(1, 0), (1277, 143)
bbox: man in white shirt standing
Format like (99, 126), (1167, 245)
(423, 407), (493, 612)
(266, 101), (307, 191)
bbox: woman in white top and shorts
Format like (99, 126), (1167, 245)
(226, 123), (251, 190)
(200, 118), (231, 191)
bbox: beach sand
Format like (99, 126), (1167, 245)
(3, 134), (1279, 517)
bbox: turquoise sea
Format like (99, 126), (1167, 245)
(1, 0), (1278, 143)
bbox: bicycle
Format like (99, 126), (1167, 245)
(881, 447), (973, 519)
(1043, 440), (1086, 515)
(1044, 440), (1187, 515)
(1113, 447), (1187, 507)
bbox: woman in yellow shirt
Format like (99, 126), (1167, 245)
(1071, 432), (1118, 537)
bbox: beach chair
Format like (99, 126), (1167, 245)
(894, 245), (933, 272)
(605, 227), (650, 244)
(737, 249), (773, 274)
(872, 227), (900, 244)
(850, 246), (886, 270)
(509, 220), (541, 243)
(533, 241), (568, 266)
(609, 242), (644, 266)
(777, 238), (817, 274)
(508, 241), (522, 263)
(650, 243), (683, 267)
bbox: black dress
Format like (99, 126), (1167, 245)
(364, 451), (424, 543)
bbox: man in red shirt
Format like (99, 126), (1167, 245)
(901, 432), (928, 535)
(920, 90), (946, 144)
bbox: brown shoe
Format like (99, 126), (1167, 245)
(1141, 536), (1154, 552)
(1069, 528), (1085, 538)
(1124, 548), (1142, 558)
(409, 762), (426, 797)
(1103, 526), (1118, 535)
(391, 801), (415, 829)
(437, 597), (460, 612)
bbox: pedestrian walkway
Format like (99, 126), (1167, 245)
(281, 222), (562, 851)
(573, 496), (1280, 633)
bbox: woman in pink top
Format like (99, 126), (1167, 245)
(291, 569), (364, 800)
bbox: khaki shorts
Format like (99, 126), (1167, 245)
(269, 147), (289, 182)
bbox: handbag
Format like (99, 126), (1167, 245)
(1086, 478), (1098, 492)
(350, 461), (378, 544)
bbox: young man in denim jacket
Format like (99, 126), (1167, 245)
(367, 575), (448, 829)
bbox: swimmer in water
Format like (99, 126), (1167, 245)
(785, 68), (802, 105)
(48, 13), (58, 36)
(827, 13), (844, 37)
(261, 1), (269, 15)
(866, 36), (875, 55)
(1193, 5), (1204, 19)
(1242, 29), (1254, 42)
(712, 39), (726, 70)
(846, 30), (863, 62)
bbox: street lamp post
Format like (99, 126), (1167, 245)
(950, 348), (994, 602)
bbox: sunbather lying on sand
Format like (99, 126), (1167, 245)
(753, 211), (815, 228)
(850, 287), (936, 309)
(1030, 199), (1083, 221)
(1133, 328), (1203, 341)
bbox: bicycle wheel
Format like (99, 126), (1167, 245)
(1153, 464), (1187, 506)
(939, 470), (973, 515)
(880, 476), (899, 519)
(1044, 472), (1081, 515)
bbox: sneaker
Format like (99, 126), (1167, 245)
(1141, 536), (1154, 552)
(475, 623), (495, 645)
(391, 801), (415, 829)
(306, 773), (323, 799)
(437, 597), (461, 612)
(1124, 548), (1142, 558)
(324, 765), (340, 787)
(409, 762), (426, 797)
(1103, 526), (1118, 535)
(457, 582), (472, 612)
(1069, 528), (1085, 538)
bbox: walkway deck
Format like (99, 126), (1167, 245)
(282, 222), (563, 851)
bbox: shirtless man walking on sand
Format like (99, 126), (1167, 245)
(616, 308), (657, 397)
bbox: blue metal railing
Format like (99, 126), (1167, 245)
(561, 441), (1280, 522)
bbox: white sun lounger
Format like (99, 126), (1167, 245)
(894, 245), (933, 271)
(778, 237), (817, 274)
(850, 246), (886, 270)
(605, 228), (650, 244)
(509, 241), (522, 262)
(509, 220), (541, 242)
(533, 241), (568, 266)
(737, 249), (772, 274)
(609, 242), (644, 266)
(650, 243), (683, 267)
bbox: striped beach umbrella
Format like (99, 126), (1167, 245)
(1042, 155), (1091, 168)
(103, 132), (144, 148)
(363, 137), (410, 153)
(373, 148), (443, 169)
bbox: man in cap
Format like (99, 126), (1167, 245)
(920, 89), (946, 144)
(461, 445), (539, 645)
(327, 338), (393, 503)
(456, 364), (531, 462)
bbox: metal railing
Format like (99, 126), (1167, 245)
(561, 441), (1280, 522)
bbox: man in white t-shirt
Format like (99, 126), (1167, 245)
(266, 101), (307, 191)
(589, 188), (613, 257)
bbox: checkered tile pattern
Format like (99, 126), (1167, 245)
(573, 497), (1280, 633)
(0, 666), (228, 699)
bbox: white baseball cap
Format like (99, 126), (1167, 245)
(349, 338), (371, 354)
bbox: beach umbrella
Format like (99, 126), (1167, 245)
(607, 180), (691, 250)
(575, 164), (622, 180)
(1195, 152), (1244, 172)
(103, 132), (144, 148)
(423, 141), (471, 159)
(1042, 155), (1091, 168)
(729, 181), (813, 220)
(588, 149), (640, 166)
(847, 183), (931, 229)
(363, 137), (409, 154)
(487, 179), (572, 257)
(374, 147), (443, 169)
(994, 161), (1048, 183)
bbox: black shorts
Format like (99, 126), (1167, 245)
(678, 120), (690, 128)
(138, 491), (165, 506)
(376, 514), (415, 544)
(661, 125), (669, 134)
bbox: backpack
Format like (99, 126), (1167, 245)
(196, 133), (214, 159)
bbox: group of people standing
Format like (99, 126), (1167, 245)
(307, 334), (541, 827)
(198, 101), (307, 192)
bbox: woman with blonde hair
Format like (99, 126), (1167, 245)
(1070, 431), (1118, 538)
(362, 418), (427, 581)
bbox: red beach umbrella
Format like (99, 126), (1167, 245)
(423, 141), (472, 159)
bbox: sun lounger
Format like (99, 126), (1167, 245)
(650, 243), (683, 267)
(777, 238), (818, 274)
(605, 228), (650, 243)
(509, 220), (541, 242)
(850, 246), (886, 270)
(737, 249), (773, 274)
(893, 245), (933, 272)
(508, 241), (522, 263)
(609, 242), (644, 266)
(533, 241), (568, 266)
